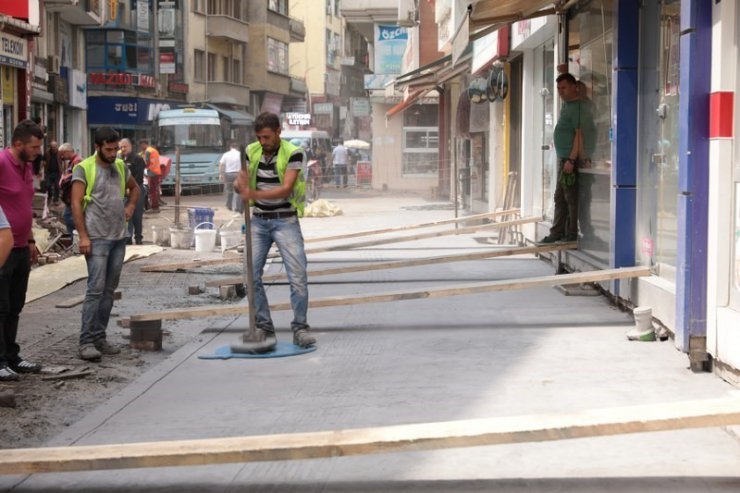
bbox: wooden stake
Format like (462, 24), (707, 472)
(204, 242), (577, 288)
(130, 266), (650, 323)
(305, 208), (520, 243)
(2, 396), (739, 475)
(140, 216), (541, 273)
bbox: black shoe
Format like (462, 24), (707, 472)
(10, 359), (42, 374)
(125, 238), (133, 245)
(537, 234), (561, 245)
(563, 234), (578, 243)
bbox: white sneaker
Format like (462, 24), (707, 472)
(0, 366), (19, 381)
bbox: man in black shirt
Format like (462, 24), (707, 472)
(44, 141), (61, 204)
(119, 138), (146, 245)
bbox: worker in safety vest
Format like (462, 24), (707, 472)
(139, 139), (162, 213)
(71, 127), (140, 361)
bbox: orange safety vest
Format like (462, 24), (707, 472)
(142, 146), (162, 175)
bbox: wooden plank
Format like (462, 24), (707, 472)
(56, 290), (122, 309)
(141, 216), (540, 273)
(130, 266), (650, 322)
(139, 256), (240, 273)
(305, 208), (520, 244)
(204, 242), (577, 288)
(1, 395), (739, 475)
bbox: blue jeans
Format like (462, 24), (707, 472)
(333, 164), (348, 187)
(225, 172), (243, 213)
(80, 238), (127, 345)
(250, 215), (308, 332)
(63, 205), (75, 235)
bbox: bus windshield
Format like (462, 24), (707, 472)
(157, 120), (223, 153)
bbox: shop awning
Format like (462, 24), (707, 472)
(394, 45), (472, 93)
(470, 0), (558, 28)
(385, 89), (428, 118)
(205, 104), (255, 126)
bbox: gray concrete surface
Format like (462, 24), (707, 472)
(3, 190), (740, 492)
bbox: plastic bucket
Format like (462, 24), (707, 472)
(633, 306), (653, 332)
(219, 229), (242, 253)
(194, 222), (216, 253)
(169, 226), (193, 250)
(151, 225), (170, 246)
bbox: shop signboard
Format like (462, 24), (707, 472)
(88, 97), (175, 125)
(313, 102), (333, 115)
(374, 25), (408, 75)
(0, 32), (27, 69)
(69, 69), (87, 109)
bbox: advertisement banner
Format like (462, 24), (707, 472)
(374, 25), (408, 75)
(68, 69), (88, 109)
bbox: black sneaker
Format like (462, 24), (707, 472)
(537, 234), (561, 245)
(10, 359), (42, 373)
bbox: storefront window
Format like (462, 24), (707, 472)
(567, 0), (614, 263)
(402, 104), (438, 176)
(636, 0), (680, 267)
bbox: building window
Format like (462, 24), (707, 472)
(222, 55), (229, 81)
(207, 52), (217, 81)
(194, 49), (205, 80)
(268, 0), (288, 16)
(402, 127), (438, 176)
(193, 0), (205, 13)
(207, 0), (247, 20)
(232, 59), (241, 84)
(85, 29), (140, 71)
(266, 37), (288, 75)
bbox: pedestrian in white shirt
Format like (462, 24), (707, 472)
(220, 141), (243, 213)
(332, 143), (349, 188)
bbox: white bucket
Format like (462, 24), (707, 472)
(152, 225), (170, 246)
(219, 229), (242, 253)
(194, 222), (216, 253)
(169, 226), (193, 250)
(633, 306), (653, 332)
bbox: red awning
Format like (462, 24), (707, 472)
(385, 89), (427, 118)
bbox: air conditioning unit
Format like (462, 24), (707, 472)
(47, 55), (61, 74)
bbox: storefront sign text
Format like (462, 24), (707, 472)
(88, 72), (156, 88)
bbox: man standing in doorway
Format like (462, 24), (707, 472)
(0, 120), (44, 381)
(72, 127), (140, 361)
(235, 112), (316, 348)
(220, 141), (243, 214)
(538, 73), (594, 244)
(44, 141), (62, 204)
(139, 139), (161, 213)
(331, 141), (349, 188)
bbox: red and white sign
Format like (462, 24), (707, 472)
(88, 72), (156, 88)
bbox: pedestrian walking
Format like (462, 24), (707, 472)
(331, 142), (349, 188)
(58, 143), (82, 235)
(235, 112), (316, 348)
(0, 120), (44, 381)
(220, 141), (243, 213)
(139, 139), (162, 213)
(71, 127), (140, 361)
(44, 141), (62, 204)
(119, 138), (146, 245)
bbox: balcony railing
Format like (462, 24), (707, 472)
(289, 17), (305, 42)
(206, 15), (249, 44)
(206, 81), (250, 105)
(44, 0), (102, 25)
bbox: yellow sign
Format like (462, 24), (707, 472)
(108, 0), (117, 21)
(2, 66), (15, 105)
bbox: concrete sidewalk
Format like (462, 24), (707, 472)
(4, 192), (740, 492)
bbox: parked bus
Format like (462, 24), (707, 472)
(153, 107), (253, 192)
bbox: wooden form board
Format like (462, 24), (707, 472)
(130, 266), (650, 323)
(204, 242), (577, 288)
(140, 216), (541, 273)
(304, 208), (520, 244)
(2, 396), (739, 475)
